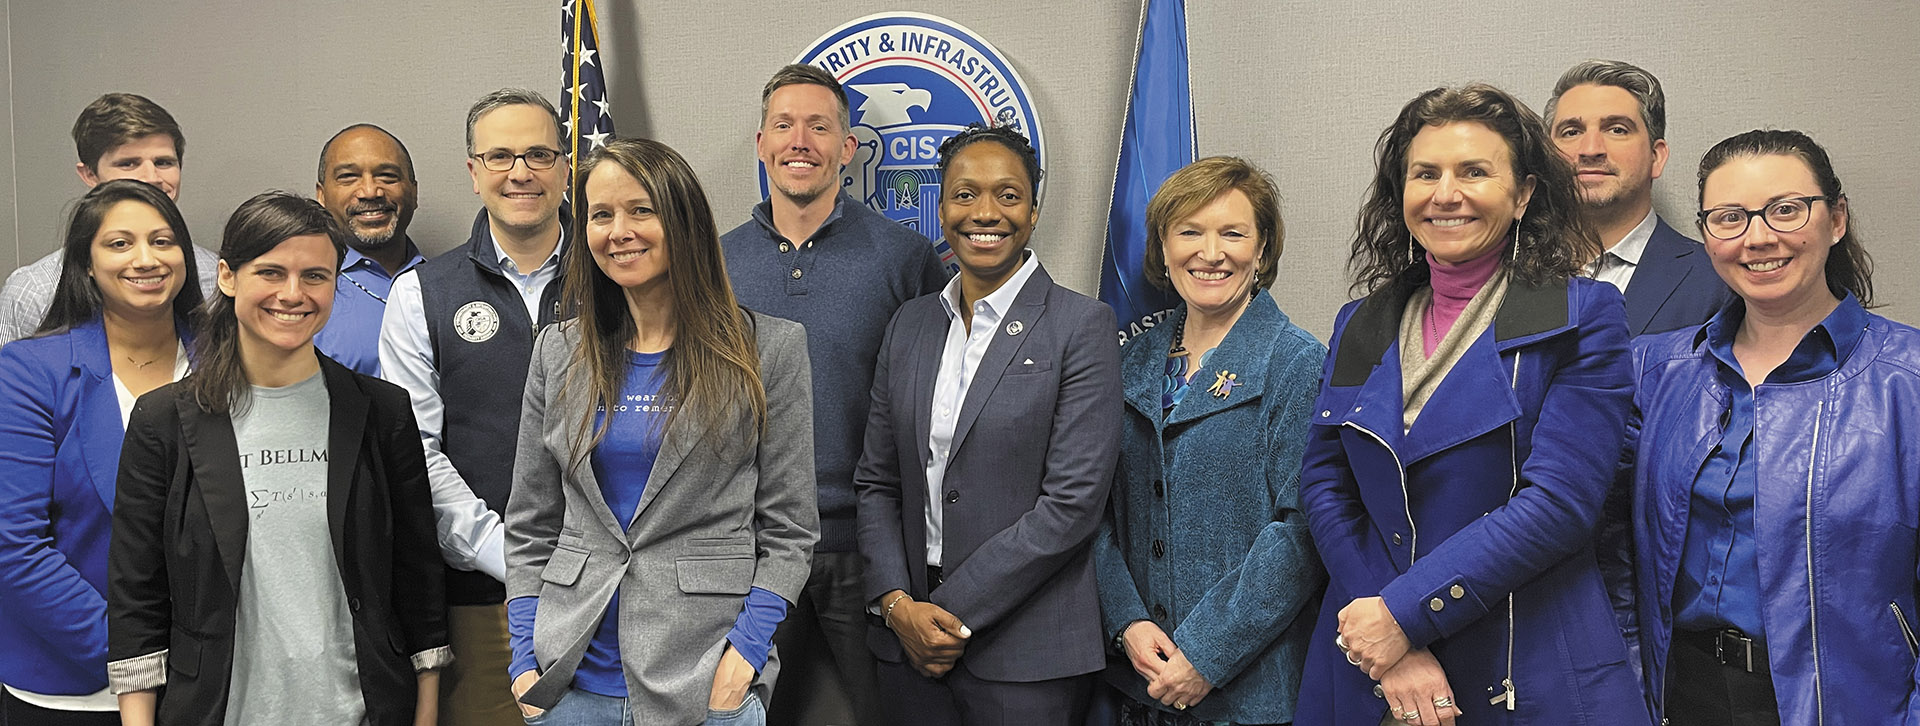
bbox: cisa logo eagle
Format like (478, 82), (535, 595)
(763, 13), (1046, 273)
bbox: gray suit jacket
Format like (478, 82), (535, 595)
(505, 312), (817, 723)
(856, 262), (1122, 682)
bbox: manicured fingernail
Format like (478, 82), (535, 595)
(958, 626), (972, 638)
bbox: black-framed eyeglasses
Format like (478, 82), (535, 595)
(471, 147), (563, 172)
(1696, 196), (1831, 240)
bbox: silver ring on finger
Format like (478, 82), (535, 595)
(1401, 708), (1422, 721)
(1335, 634), (1349, 651)
(1432, 696), (1454, 709)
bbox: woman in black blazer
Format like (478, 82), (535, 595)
(107, 192), (448, 726)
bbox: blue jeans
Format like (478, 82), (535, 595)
(524, 688), (764, 726)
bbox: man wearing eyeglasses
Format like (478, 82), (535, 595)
(1546, 59), (1732, 336)
(378, 88), (571, 726)
(312, 124), (426, 376)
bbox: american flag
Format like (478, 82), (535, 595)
(561, 0), (614, 178)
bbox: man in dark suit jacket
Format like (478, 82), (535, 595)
(1547, 60), (1733, 336)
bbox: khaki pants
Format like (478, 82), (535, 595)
(440, 604), (523, 726)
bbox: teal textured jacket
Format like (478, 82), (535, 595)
(1093, 290), (1327, 724)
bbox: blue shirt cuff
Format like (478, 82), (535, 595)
(724, 587), (790, 672)
(507, 596), (539, 679)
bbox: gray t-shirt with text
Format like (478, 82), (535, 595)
(223, 371), (366, 726)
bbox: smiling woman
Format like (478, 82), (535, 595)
(107, 191), (451, 726)
(0, 180), (200, 725)
(854, 123), (1122, 725)
(1615, 130), (1919, 725)
(1297, 84), (1644, 726)
(502, 137), (817, 726)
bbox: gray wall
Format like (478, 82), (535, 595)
(5, 1), (1917, 339)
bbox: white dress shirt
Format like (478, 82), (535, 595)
(378, 226), (565, 582)
(1585, 209), (1657, 293)
(923, 252), (1040, 568)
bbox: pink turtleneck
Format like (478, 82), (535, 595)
(1422, 244), (1505, 356)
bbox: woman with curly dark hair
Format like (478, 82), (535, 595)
(1296, 84), (1646, 726)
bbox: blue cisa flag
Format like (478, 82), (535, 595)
(1099, 0), (1192, 344)
(562, 0), (615, 179)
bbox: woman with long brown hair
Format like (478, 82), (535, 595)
(504, 137), (816, 726)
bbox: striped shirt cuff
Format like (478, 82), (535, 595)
(411, 644), (455, 672)
(107, 649), (168, 694)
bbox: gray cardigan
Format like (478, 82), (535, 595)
(504, 313), (817, 724)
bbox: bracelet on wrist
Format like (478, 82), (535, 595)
(882, 593), (911, 628)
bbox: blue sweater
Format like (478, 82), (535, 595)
(720, 194), (948, 552)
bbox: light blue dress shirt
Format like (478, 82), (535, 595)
(377, 227), (565, 581)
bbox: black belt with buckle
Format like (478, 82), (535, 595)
(927, 565), (944, 589)
(1680, 628), (1770, 673)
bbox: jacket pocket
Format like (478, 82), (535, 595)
(1891, 601), (1919, 658)
(675, 556), (754, 595)
(168, 627), (202, 678)
(541, 546), (589, 587)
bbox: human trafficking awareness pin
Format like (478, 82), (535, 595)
(1005, 320), (1024, 336)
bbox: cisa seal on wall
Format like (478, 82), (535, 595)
(763, 13), (1046, 272)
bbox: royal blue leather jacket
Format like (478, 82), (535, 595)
(1621, 297), (1920, 724)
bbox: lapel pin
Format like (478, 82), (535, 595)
(1208, 370), (1241, 398)
(1005, 320), (1024, 336)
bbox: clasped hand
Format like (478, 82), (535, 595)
(883, 591), (971, 677)
(1121, 621), (1213, 710)
(1337, 596), (1412, 678)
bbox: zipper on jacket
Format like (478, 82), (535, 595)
(1804, 399), (1825, 725)
(1489, 351), (1522, 712)
(1342, 421), (1414, 566)
(1890, 602), (1919, 658)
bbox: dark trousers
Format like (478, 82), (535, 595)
(766, 551), (882, 726)
(875, 658), (1093, 726)
(0, 690), (117, 726)
(1665, 630), (1781, 726)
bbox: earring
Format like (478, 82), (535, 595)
(1406, 236), (1416, 266)
(1509, 213), (1523, 263)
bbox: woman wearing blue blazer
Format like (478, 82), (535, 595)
(1094, 157), (1326, 726)
(0, 180), (201, 724)
(1295, 85), (1646, 726)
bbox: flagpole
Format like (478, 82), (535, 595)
(569, 0), (585, 179)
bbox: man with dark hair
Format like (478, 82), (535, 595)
(379, 88), (569, 726)
(0, 93), (218, 347)
(721, 63), (948, 726)
(1547, 60), (1731, 335)
(312, 124), (425, 375)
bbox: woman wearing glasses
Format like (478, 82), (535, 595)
(1619, 129), (1920, 724)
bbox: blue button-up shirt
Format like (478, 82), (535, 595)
(314, 240), (424, 376)
(1674, 295), (1866, 638)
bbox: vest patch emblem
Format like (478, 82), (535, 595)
(453, 301), (501, 343)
